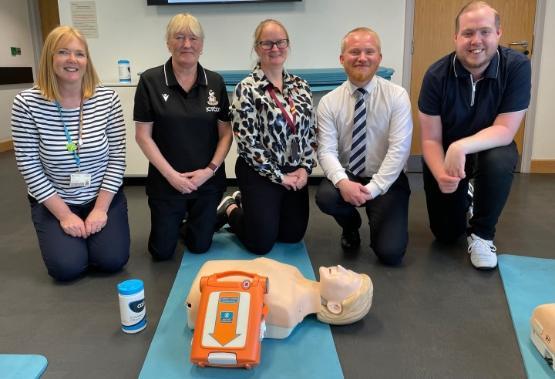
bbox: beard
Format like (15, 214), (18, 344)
(344, 65), (377, 85)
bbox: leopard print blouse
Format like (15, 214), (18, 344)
(230, 65), (316, 184)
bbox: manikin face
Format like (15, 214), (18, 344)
(167, 29), (203, 68)
(53, 37), (87, 86)
(319, 265), (362, 303)
(454, 6), (501, 78)
(340, 31), (382, 88)
(255, 22), (289, 70)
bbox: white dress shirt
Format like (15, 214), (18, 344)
(317, 75), (413, 198)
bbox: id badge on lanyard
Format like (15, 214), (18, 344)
(56, 100), (91, 188)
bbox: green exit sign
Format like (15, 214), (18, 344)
(11, 47), (22, 56)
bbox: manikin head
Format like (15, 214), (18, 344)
(317, 265), (373, 325)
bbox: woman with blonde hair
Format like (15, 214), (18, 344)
(134, 13), (232, 259)
(216, 19), (316, 254)
(11, 26), (130, 281)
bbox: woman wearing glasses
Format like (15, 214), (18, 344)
(11, 26), (129, 281)
(216, 19), (316, 254)
(134, 13), (232, 260)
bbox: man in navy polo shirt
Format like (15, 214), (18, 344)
(418, 1), (531, 270)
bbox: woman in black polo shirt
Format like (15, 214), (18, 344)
(134, 13), (232, 259)
(216, 19), (316, 254)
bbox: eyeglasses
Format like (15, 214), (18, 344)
(257, 39), (289, 50)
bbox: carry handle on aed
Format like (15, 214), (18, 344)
(191, 270), (269, 369)
(199, 271), (269, 294)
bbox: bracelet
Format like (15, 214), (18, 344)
(208, 162), (218, 176)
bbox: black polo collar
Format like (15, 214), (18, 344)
(162, 58), (207, 88)
(452, 48), (500, 79)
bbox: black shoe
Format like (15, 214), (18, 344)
(215, 195), (236, 231)
(341, 229), (360, 250)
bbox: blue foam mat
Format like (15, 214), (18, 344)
(0, 354), (47, 379)
(139, 232), (343, 379)
(498, 254), (555, 378)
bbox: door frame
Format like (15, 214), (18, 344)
(402, 0), (547, 173)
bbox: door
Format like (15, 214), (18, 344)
(38, 0), (60, 41)
(409, 0), (536, 155)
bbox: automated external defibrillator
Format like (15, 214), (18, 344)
(530, 303), (555, 371)
(190, 271), (269, 369)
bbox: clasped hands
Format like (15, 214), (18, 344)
(337, 179), (372, 207)
(60, 208), (107, 238)
(168, 168), (213, 195)
(281, 168), (308, 191)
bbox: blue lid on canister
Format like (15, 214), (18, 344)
(117, 279), (144, 295)
(118, 59), (130, 64)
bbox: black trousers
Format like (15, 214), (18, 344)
(228, 157), (309, 255)
(422, 142), (518, 242)
(30, 188), (130, 281)
(148, 191), (221, 259)
(315, 172), (411, 266)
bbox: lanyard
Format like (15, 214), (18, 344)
(267, 85), (297, 134)
(56, 99), (84, 170)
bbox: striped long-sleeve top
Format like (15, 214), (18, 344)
(11, 86), (126, 205)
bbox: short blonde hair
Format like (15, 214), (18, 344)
(37, 26), (99, 101)
(456, 1), (500, 32)
(317, 274), (373, 325)
(166, 13), (204, 43)
(341, 27), (382, 54)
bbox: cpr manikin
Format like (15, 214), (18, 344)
(530, 303), (555, 371)
(186, 257), (373, 339)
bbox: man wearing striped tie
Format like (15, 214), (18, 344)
(316, 27), (413, 266)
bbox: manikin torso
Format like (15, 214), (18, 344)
(186, 257), (366, 339)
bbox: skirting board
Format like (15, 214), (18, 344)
(0, 139), (13, 152)
(530, 160), (555, 173)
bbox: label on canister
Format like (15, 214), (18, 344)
(118, 59), (131, 82)
(117, 279), (147, 334)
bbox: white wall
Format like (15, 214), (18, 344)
(28, 0), (555, 168)
(0, 0), (36, 140)
(531, 1), (555, 161)
(58, 0), (407, 86)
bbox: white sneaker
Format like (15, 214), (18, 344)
(467, 233), (497, 270)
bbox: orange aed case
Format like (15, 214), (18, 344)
(190, 271), (269, 369)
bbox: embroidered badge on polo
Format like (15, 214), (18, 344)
(206, 89), (220, 112)
(207, 90), (218, 106)
(162, 93), (169, 102)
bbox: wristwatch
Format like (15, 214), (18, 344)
(208, 162), (218, 175)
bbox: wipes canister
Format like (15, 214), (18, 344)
(118, 59), (131, 83)
(117, 279), (147, 333)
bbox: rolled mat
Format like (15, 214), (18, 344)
(498, 254), (555, 378)
(139, 231), (343, 379)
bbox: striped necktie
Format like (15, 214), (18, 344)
(349, 87), (367, 176)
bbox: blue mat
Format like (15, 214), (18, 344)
(498, 254), (555, 378)
(0, 354), (47, 379)
(139, 232), (343, 379)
